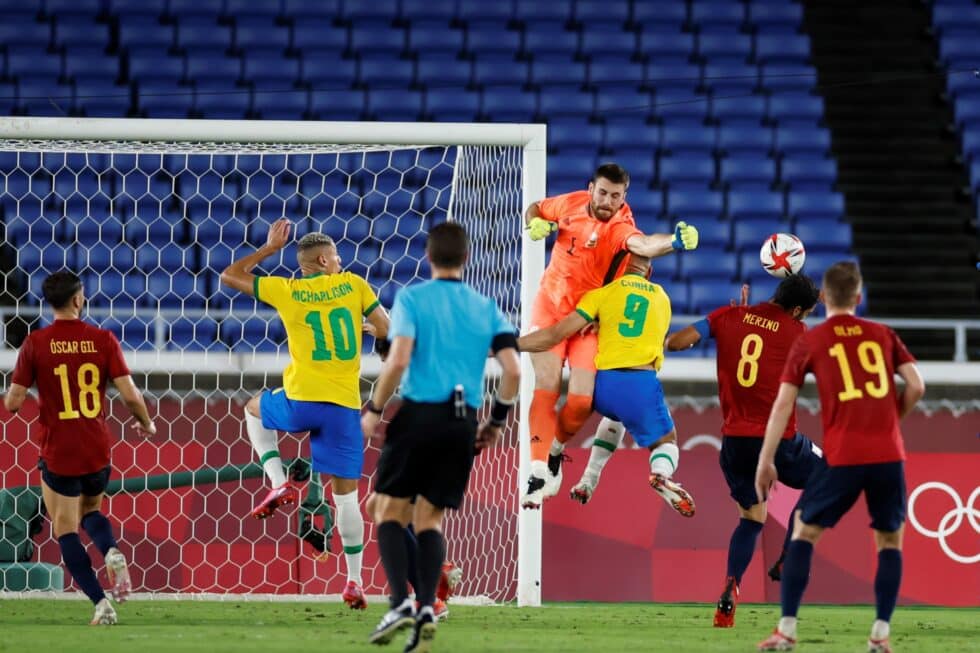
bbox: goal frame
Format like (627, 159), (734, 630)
(0, 116), (547, 607)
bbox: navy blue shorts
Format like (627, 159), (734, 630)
(720, 433), (825, 510)
(799, 461), (907, 532)
(39, 459), (110, 498)
(593, 369), (674, 448)
(260, 388), (363, 479)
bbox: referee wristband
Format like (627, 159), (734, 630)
(489, 394), (516, 427)
(366, 400), (384, 415)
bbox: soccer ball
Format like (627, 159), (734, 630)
(759, 233), (805, 278)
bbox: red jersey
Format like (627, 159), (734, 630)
(535, 190), (642, 314)
(781, 315), (915, 466)
(708, 302), (806, 439)
(11, 319), (130, 475)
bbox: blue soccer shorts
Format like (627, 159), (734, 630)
(799, 461), (907, 532)
(720, 433), (826, 510)
(259, 388), (363, 480)
(593, 369), (675, 448)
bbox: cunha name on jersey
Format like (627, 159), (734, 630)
(49, 339), (98, 354)
(742, 313), (780, 332)
(620, 278), (656, 292)
(291, 282), (354, 304)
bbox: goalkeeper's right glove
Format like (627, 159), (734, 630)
(671, 221), (699, 251)
(527, 217), (557, 241)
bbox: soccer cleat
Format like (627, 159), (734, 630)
(369, 599), (415, 645)
(544, 453), (565, 497)
(250, 483), (299, 520)
(436, 561), (462, 601)
(713, 576), (739, 628)
(104, 547), (132, 603)
(521, 460), (550, 509)
(342, 580), (368, 610)
(649, 473), (696, 517)
(432, 599), (449, 622)
(868, 638), (892, 653)
(758, 629), (796, 651)
(570, 478), (596, 504)
(89, 598), (117, 626)
(404, 607), (437, 653)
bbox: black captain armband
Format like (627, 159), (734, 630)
(374, 337), (391, 358)
(491, 331), (519, 354)
(489, 394), (517, 427)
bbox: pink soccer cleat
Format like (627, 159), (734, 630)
(250, 484), (299, 520)
(342, 580), (367, 610)
(868, 637), (892, 653)
(758, 629), (796, 651)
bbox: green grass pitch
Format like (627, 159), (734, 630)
(0, 600), (975, 653)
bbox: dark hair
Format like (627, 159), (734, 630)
(772, 273), (819, 313)
(823, 261), (862, 308)
(426, 222), (468, 268)
(42, 271), (83, 309)
(592, 163), (630, 188)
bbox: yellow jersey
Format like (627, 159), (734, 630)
(575, 273), (672, 371)
(254, 271), (380, 407)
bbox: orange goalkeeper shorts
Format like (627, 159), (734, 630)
(529, 292), (597, 372)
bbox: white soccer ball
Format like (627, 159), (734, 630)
(759, 233), (806, 278)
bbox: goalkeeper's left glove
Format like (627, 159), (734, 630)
(671, 221), (699, 251)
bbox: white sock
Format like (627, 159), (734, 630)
(870, 619), (890, 641)
(778, 616), (798, 638)
(549, 439), (565, 457)
(245, 411), (286, 488)
(333, 488), (364, 584)
(649, 442), (679, 477)
(581, 419), (624, 485)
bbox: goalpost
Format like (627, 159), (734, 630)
(0, 117), (546, 607)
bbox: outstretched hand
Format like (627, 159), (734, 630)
(731, 284), (749, 307)
(755, 460), (777, 503)
(266, 218), (292, 250)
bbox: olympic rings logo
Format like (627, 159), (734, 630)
(907, 482), (980, 565)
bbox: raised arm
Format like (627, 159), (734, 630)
(517, 311), (590, 353)
(665, 324), (704, 352)
(365, 305), (391, 343)
(219, 218), (291, 296)
(4, 383), (29, 414)
(361, 335), (414, 439)
(896, 361), (925, 419)
(525, 200), (557, 241)
(625, 221), (699, 258)
(112, 374), (157, 437)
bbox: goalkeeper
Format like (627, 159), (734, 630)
(220, 219), (390, 610)
(522, 163), (699, 509)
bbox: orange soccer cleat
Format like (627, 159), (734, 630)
(713, 576), (739, 628)
(342, 580), (367, 610)
(250, 483), (299, 520)
(758, 629), (796, 651)
(436, 561), (462, 601)
(649, 473), (696, 517)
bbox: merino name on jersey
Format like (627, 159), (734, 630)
(742, 313), (781, 332)
(50, 339), (98, 354)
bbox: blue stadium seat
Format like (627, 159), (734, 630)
(645, 58), (701, 91)
(109, 0), (166, 16)
(342, 0), (399, 21)
(455, 0), (513, 22)
(291, 19), (348, 52)
(690, 1), (745, 29)
(466, 19), (520, 57)
(425, 87), (480, 121)
(482, 85), (537, 122)
(118, 16), (172, 49)
(631, 2), (687, 32)
(242, 50), (301, 84)
(309, 88), (365, 120)
(224, 0), (279, 20)
(775, 122), (832, 155)
(955, 95), (980, 127)
(65, 46), (121, 84)
(220, 315), (283, 352)
(252, 84), (309, 120)
(8, 47), (62, 80)
(702, 60), (758, 94)
(729, 188), (784, 223)
(614, 150), (656, 183)
(580, 28), (636, 59)
(194, 80), (250, 118)
(588, 56), (644, 90)
(719, 154), (776, 186)
(681, 245), (737, 280)
(301, 51), (358, 86)
(281, 0), (342, 21)
(748, 1), (803, 30)
(693, 218), (731, 249)
(718, 121), (773, 155)
(655, 86), (709, 121)
(186, 49), (241, 82)
(780, 154), (837, 188)
(549, 117), (603, 150)
(513, 0), (573, 25)
(176, 16), (232, 51)
(793, 218), (852, 252)
(628, 191), (663, 221)
(666, 183), (723, 220)
(167, 0), (224, 19)
(473, 54), (529, 87)
(698, 30), (752, 61)
(358, 54), (415, 88)
(689, 279), (743, 313)
(72, 79), (129, 117)
(18, 79), (74, 116)
(947, 72), (980, 99)
(661, 118), (716, 153)
(45, 0), (100, 20)
(399, 0), (455, 22)
(128, 48), (185, 83)
(146, 270), (207, 308)
(658, 153), (714, 186)
(530, 54), (588, 88)
(367, 88), (424, 121)
(522, 22), (579, 55)
(799, 251), (858, 283)
(638, 31), (694, 58)
(787, 189), (845, 221)
(760, 62), (817, 92)
(416, 53), (471, 89)
(0, 82), (18, 115)
(235, 18), (291, 53)
(52, 17), (110, 50)
(539, 85), (594, 118)
(595, 87), (653, 121)
(0, 20), (50, 48)
(574, 0), (630, 27)
(711, 94), (767, 122)
(604, 115), (660, 152)
(932, 3), (980, 32)
(168, 317), (219, 351)
(768, 93), (825, 123)
(72, 215), (124, 245)
(105, 314), (157, 350)
(407, 18), (465, 55)
(755, 33), (811, 64)
(349, 21), (405, 56)
(137, 79), (194, 118)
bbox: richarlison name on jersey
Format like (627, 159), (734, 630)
(50, 340), (97, 354)
(742, 313), (780, 332)
(291, 281), (354, 304)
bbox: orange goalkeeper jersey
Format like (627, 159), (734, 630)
(536, 190), (642, 314)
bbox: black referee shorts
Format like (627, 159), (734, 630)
(374, 399), (477, 510)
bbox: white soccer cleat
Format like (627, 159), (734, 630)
(90, 598), (117, 626)
(520, 460), (550, 509)
(649, 473), (696, 517)
(105, 547), (132, 603)
(569, 478), (596, 504)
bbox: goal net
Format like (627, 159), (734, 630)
(0, 118), (546, 605)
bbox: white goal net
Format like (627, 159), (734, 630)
(0, 118), (546, 605)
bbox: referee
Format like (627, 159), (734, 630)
(361, 222), (520, 652)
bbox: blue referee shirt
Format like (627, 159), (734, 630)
(389, 278), (515, 409)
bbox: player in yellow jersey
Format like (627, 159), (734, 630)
(517, 255), (694, 517)
(220, 218), (390, 609)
